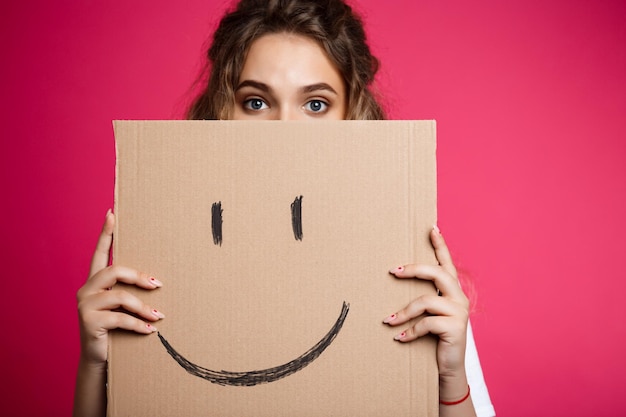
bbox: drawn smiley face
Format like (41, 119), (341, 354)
(113, 121), (439, 415)
(156, 196), (350, 387)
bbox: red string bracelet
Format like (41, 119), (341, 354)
(440, 385), (471, 406)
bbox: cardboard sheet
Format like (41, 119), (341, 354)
(109, 120), (439, 416)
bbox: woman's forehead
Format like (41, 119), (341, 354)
(238, 32), (344, 93)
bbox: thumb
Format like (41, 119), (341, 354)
(88, 209), (114, 278)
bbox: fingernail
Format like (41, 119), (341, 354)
(433, 224), (441, 235)
(105, 208), (112, 218)
(152, 309), (165, 319)
(149, 277), (163, 287)
(394, 331), (406, 341)
(383, 313), (397, 324)
(146, 323), (158, 332)
(389, 266), (404, 274)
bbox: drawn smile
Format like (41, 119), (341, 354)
(158, 196), (349, 386)
(157, 301), (349, 386)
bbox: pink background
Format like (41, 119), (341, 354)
(2, 0), (625, 416)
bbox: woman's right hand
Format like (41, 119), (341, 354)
(76, 209), (165, 367)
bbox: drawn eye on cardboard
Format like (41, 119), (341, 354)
(211, 196), (303, 246)
(158, 196), (350, 387)
(111, 120), (439, 416)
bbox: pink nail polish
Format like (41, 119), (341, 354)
(149, 277), (163, 287)
(394, 331), (406, 341)
(383, 313), (397, 324)
(146, 323), (157, 332)
(389, 266), (404, 274)
(152, 309), (165, 319)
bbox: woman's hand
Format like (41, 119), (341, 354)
(74, 210), (165, 417)
(383, 226), (475, 414)
(77, 209), (165, 366)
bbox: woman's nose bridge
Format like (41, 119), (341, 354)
(277, 103), (304, 121)
(278, 107), (294, 121)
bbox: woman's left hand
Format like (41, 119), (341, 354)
(383, 226), (470, 381)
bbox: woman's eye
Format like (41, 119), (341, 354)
(304, 100), (328, 113)
(243, 98), (269, 111)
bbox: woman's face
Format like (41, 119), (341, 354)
(231, 33), (347, 120)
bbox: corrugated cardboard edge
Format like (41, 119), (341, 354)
(107, 119), (134, 417)
(108, 120), (146, 416)
(107, 120), (119, 417)
(408, 120), (439, 414)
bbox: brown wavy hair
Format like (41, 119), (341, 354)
(186, 0), (385, 120)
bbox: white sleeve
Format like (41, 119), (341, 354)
(465, 321), (496, 417)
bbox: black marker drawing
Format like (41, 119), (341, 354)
(158, 301), (349, 387)
(291, 195), (303, 241)
(211, 201), (223, 246)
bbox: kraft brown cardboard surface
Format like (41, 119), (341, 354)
(108, 120), (439, 416)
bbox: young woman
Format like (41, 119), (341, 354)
(74, 1), (494, 416)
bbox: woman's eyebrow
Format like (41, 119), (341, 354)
(236, 80), (338, 96)
(301, 83), (338, 95)
(235, 79), (271, 92)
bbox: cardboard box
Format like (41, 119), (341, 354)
(109, 120), (439, 416)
